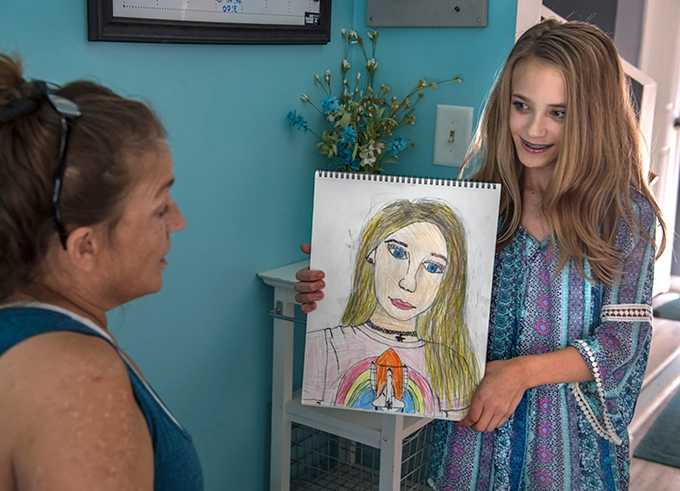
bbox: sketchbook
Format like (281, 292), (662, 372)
(302, 171), (501, 421)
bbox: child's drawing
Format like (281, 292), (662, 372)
(303, 199), (481, 418)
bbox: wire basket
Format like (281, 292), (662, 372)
(290, 421), (433, 490)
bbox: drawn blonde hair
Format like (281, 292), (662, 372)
(341, 199), (480, 407)
(463, 19), (665, 284)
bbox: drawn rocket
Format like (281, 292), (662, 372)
(370, 348), (408, 411)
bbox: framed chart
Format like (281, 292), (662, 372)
(87, 0), (331, 44)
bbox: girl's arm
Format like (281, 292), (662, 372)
(462, 192), (657, 436)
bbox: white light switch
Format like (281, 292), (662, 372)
(433, 105), (473, 167)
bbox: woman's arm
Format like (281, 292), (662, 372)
(6, 332), (154, 491)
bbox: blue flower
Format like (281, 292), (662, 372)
(286, 110), (309, 132)
(338, 142), (359, 169)
(321, 96), (341, 114)
(389, 136), (409, 155)
(340, 125), (357, 144)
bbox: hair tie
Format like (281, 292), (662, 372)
(0, 80), (49, 123)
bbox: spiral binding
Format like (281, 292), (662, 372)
(315, 170), (498, 189)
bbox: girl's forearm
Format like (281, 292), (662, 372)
(517, 347), (593, 389)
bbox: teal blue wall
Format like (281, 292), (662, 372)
(1, 1), (516, 489)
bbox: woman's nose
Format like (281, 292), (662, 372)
(170, 202), (187, 232)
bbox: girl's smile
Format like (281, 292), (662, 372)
(509, 57), (566, 170)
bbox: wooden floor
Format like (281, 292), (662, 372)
(630, 457), (680, 490)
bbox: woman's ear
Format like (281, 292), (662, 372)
(64, 226), (100, 273)
(366, 248), (377, 265)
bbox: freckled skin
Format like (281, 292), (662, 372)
(1, 332), (153, 491)
(0, 145), (185, 490)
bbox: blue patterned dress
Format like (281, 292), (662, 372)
(429, 191), (656, 491)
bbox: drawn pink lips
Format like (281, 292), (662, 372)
(390, 297), (416, 310)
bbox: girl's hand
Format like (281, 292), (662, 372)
(295, 244), (326, 313)
(459, 358), (529, 432)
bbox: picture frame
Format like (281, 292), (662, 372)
(87, 0), (332, 45)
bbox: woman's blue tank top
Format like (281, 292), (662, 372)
(0, 304), (203, 491)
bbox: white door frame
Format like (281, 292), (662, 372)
(515, 0), (671, 295)
(639, 0), (680, 294)
(515, 0), (657, 167)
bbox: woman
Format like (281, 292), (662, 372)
(0, 54), (203, 490)
(303, 198), (480, 419)
(297, 19), (665, 489)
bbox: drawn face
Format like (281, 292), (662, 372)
(509, 57), (566, 170)
(372, 222), (448, 322)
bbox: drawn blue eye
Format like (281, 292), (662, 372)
(387, 243), (408, 260)
(423, 261), (444, 274)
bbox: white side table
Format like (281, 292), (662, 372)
(258, 261), (433, 491)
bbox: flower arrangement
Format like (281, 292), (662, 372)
(287, 29), (462, 174)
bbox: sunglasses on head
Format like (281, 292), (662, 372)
(0, 81), (81, 249)
(42, 83), (82, 249)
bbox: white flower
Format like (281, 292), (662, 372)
(366, 58), (378, 71)
(359, 140), (385, 167)
(341, 59), (351, 71)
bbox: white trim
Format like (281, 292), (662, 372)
(570, 340), (622, 445)
(515, 0), (542, 40)
(0, 302), (184, 432)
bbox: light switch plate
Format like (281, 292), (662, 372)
(367, 0), (487, 27)
(433, 105), (473, 167)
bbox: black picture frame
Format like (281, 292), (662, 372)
(87, 0), (331, 45)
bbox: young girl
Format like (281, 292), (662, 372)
(295, 19), (665, 490)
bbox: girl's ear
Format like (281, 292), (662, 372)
(366, 248), (377, 264)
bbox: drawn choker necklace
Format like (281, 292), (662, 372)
(366, 320), (418, 342)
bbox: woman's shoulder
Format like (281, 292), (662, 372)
(1, 331), (135, 422)
(0, 331), (153, 488)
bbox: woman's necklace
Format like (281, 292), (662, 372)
(366, 320), (418, 342)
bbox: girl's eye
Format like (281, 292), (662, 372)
(512, 100), (529, 112)
(423, 261), (445, 274)
(551, 109), (566, 121)
(387, 243), (408, 260)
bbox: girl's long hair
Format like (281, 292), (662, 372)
(463, 19), (665, 285)
(341, 199), (480, 407)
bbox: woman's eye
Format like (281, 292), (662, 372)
(423, 261), (445, 274)
(157, 205), (169, 217)
(512, 100), (528, 112)
(387, 243), (408, 260)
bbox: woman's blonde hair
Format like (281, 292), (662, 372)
(463, 19), (665, 284)
(341, 199), (480, 407)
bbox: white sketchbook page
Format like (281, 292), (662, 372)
(303, 172), (500, 421)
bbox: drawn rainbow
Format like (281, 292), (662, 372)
(334, 357), (437, 414)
